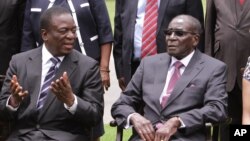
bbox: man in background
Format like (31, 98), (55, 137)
(205, 0), (250, 140)
(0, 0), (27, 88)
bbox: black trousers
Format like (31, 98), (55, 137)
(219, 83), (242, 141)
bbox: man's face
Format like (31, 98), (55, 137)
(165, 18), (199, 59)
(42, 13), (77, 56)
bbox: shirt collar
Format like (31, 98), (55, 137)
(170, 50), (195, 68)
(42, 44), (64, 65)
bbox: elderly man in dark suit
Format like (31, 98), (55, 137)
(111, 15), (227, 141)
(205, 0), (250, 140)
(0, 6), (104, 141)
(113, 0), (204, 91)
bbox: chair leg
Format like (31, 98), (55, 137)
(212, 126), (219, 141)
(116, 127), (123, 141)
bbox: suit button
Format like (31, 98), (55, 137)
(36, 124), (40, 129)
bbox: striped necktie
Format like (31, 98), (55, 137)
(37, 57), (60, 109)
(141, 0), (158, 58)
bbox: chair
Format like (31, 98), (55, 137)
(110, 120), (214, 141)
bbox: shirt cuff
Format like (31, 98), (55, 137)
(6, 95), (19, 111)
(125, 113), (137, 129)
(178, 117), (186, 128)
(64, 95), (78, 114)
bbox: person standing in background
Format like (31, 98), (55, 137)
(242, 57), (250, 125)
(113, 0), (204, 91)
(0, 0), (27, 89)
(21, 0), (113, 140)
(205, 0), (250, 140)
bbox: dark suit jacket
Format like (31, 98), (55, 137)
(111, 50), (228, 141)
(21, 0), (113, 61)
(113, 0), (204, 85)
(0, 48), (104, 141)
(0, 0), (26, 75)
(205, 0), (250, 91)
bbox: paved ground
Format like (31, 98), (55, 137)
(103, 54), (121, 124)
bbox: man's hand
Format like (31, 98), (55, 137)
(9, 75), (28, 107)
(100, 69), (110, 91)
(50, 72), (75, 107)
(118, 77), (126, 91)
(154, 117), (181, 141)
(130, 113), (155, 141)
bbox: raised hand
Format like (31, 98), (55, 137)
(9, 75), (28, 107)
(50, 72), (75, 106)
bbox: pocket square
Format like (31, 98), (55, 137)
(187, 83), (196, 88)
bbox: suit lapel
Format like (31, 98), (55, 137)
(229, 0), (238, 25)
(152, 54), (171, 112)
(239, 0), (250, 23)
(129, 0), (139, 46)
(164, 50), (204, 108)
(38, 51), (78, 119)
(26, 48), (43, 110)
(157, 0), (170, 34)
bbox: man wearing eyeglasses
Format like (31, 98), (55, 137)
(113, 0), (204, 92)
(111, 15), (228, 141)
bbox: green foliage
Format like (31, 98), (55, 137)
(101, 124), (132, 141)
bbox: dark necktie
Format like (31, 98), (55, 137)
(161, 61), (183, 108)
(37, 57), (60, 109)
(141, 0), (158, 58)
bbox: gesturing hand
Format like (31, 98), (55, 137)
(130, 113), (155, 141)
(9, 75), (28, 107)
(50, 72), (75, 107)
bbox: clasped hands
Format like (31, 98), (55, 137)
(9, 72), (74, 107)
(130, 113), (181, 141)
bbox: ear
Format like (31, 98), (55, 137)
(41, 29), (48, 41)
(192, 35), (200, 47)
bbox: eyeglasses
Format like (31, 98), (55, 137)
(164, 29), (198, 37)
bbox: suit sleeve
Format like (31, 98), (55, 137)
(205, 0), (216, 56)
(74, 63), (104, 126)
(111, 59), (144, 127)
(178, 63), (228, 134)
(0, 56), (18, 120)
(89, 0), (113, 45)
(186, 0), (205, 52)
(21, 0), (37, 52)
(113, 0), (124, 79)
